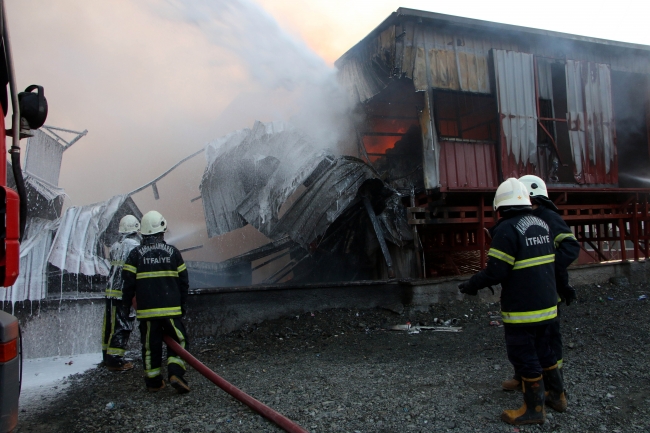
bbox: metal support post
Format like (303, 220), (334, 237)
(478, 195), (486, 269)
(633, 202), (640, 262)
(618, 218), (627, 261)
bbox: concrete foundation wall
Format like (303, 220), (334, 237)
(6, 260), (646, 358)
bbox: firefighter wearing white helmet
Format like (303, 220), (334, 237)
(122, 211), (191, 394)
(119, 214), (141, 234)
(495, 175), (580, 399)
(140, 210), (167, 235)
(493, 177), (532, 210)
(459, 178), (564, 426)
(102, 214), (141, 371)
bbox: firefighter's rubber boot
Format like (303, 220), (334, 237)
(502, 376), (522, 392)
(543, 364), (567, 412)
(170, 375), (190, 394)
(501, 375), (546, 425)
(146, 379), (166, 393)
(107, 361), (134, 372)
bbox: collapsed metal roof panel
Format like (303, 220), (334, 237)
(24, 129), (65, 187)
(24, 173), (66, 202)
(269, 156), (378, 248)
(201, 121), (330, 238)
(48, 195), (128, 277)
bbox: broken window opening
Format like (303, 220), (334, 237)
(432, 90), (498, 142)
(548, 61), (575, 183)
(534, 58), (574, 183)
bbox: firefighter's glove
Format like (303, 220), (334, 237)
(458, 281), (478, 296)
(559, 285), (577, 306)
(181, 304), (187, 317)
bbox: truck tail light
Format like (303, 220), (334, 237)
(0, 186), (20, 286)
(0, 338), (17, 362)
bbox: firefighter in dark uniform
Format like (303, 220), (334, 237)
(497, 175), (580, 394)
(102, 215), (140, 371)
(122, 210), (191, 393)
(459, 178), (566, 425)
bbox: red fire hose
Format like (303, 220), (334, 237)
(162, 335), (309, 433)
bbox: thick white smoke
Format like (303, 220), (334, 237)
(146, 0), (355, 151)
(127, 0), (358, 265)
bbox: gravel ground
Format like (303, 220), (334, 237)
(16, 278), (650, 433)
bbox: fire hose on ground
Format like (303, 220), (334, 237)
(162, 336), (309, 433)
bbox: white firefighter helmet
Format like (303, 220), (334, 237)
(118, 215), (140, 234)
(519, 175), (549, 199)
(493, 178), (532, 211)
(141, 210), (167, 235)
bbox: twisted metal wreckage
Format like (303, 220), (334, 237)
(1, 121), (416, 305)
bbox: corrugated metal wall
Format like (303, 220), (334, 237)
(493, 50), (538, 169)
(438, 141), (498, 189)
(0, 218), (59, 303)
(566, 60), (617, 184)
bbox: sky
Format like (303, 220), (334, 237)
(5, 0), (650, 262)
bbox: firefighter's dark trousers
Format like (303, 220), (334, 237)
(504, 323), (557, 379)
(139, 317), (189, 387)
(549, 304), (563, 369)
(511, 307), (564, 381)
(102, 297), (134, 367)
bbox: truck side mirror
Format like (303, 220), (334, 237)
(17, 85), (47, 129)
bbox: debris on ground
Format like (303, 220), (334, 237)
(16, 280), (650, 432)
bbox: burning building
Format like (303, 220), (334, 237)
(335, 8), (650, 277)
(8, 9), (650, 302)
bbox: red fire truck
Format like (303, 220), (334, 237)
(0, 1), (48, 431)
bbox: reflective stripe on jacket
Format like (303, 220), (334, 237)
(122, 237), (189, 320)
(469, 210), (558, 326)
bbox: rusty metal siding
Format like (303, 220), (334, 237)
(378, 25), (396, 69)
(439, 141), (498, 189)
(337, 51), (391, 103)
(566, 60), (617, 184)
(400, 24), (495, 94)
(337, 27), (396, 103)
(493, 50), (538, 171)
(338, 13), (650, 104)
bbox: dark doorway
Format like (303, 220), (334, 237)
(612, 71), (650, 188)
